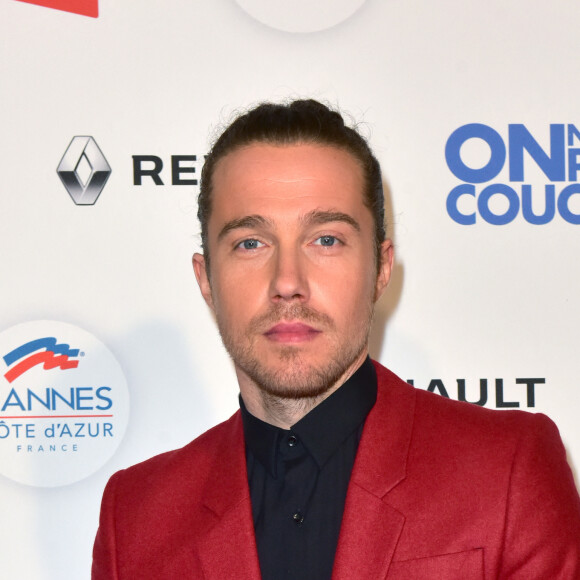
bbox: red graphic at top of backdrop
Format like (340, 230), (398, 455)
(3, 337), (80, 383)
(15, 0), (98, 18)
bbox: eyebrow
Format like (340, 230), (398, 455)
(217, 209), (361, 241)
(217, 215), (272, 241)
(301, 210), (361, 232)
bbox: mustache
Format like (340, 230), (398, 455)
(249, 303), (334, 333)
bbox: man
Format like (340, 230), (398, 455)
(92, 100), (580, 579)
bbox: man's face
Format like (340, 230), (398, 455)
(193, 143), (392, 401)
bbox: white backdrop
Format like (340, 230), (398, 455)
(1, 1), (579, 577)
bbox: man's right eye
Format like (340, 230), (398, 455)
(236, 239), (263, 250)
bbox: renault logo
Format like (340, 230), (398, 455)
(57, 136), (111, 205)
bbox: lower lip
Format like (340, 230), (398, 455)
(264, 325), (321, 344)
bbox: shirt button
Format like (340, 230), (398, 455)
(292, 511), (304, 524)
(288, 435), (298, 447)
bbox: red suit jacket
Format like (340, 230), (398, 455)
(92, 361), (580, 579)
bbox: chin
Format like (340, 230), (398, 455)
(243, 349), (355, 401)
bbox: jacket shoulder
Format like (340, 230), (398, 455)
(108, 410), (242, 502)
(370, 360), (580, 576)
(372, 359), (549, 440)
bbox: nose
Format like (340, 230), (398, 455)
(269, 244), (310, 303)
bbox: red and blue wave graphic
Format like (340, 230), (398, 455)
(3, 338), (80, 383)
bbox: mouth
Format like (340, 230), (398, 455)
(263, 322), (322, 344)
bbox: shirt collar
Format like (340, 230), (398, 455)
(240, 356), (377, 476)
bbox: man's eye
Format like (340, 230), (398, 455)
(314, 235), (339, 247)
(237, 239), (263, 250)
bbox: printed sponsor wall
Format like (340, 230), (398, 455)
(1, 0), (579, 577)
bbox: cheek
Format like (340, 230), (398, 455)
(211, 268), (263, 320)
(315, 269), (375, 317)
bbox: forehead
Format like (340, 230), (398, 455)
(209, 143), (366, 221)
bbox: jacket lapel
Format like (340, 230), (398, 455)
(196, 412), (262, 580)
(332, 363), (416, 580)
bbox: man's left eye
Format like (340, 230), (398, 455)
(237, 239), (264, 250)
(314, 236), (339, 247)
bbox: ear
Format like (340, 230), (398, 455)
(374, 239), (394, 301)
(192, 253), (215, 312)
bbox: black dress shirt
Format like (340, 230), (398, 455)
(240, 357), (377, 580)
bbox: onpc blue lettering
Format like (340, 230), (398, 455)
(446, 123), (580, 225)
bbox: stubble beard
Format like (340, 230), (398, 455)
(214, 300), (375, 403)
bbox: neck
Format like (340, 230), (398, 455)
(237, 352), (367, 429)
(245, 391), (329, 429)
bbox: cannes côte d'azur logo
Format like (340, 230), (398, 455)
(0, 321), (129, 487)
